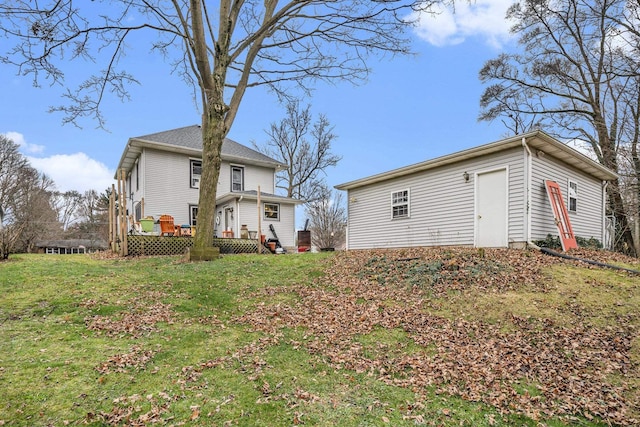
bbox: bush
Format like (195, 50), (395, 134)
(533, 234), (602, 250)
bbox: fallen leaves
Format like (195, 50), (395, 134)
(95, 345), (159, 374)
(85, 293), (173, 338)
(237, 247), (640, 425)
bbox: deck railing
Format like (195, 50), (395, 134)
(125, 235), (270, 256)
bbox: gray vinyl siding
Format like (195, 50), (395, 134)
(219, 162), (275, 194)
(530, 154), (603, 242)
(142, 148), (200, 225)
(346, 147), (525, 249)
(261, 202), (296, 248)
(216, 198), (295, 247)
(135, 148), (295, 241)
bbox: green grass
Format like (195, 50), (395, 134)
(0, 251), (637, 426)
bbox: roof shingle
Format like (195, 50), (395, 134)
(134, 125), (283, 166)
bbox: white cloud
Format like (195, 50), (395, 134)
(28, 153), (115, 194)
(3, 131), (45, 154)
(3, 131), (114, 193)
(412, 0), (516, 48)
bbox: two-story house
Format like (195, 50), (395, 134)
(115, 125), (301, 248)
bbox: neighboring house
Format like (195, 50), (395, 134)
(35, 239), (108, 254)
(335, 130), (618, 250)
(115, 125), (301, 248)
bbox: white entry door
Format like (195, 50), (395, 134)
(476, 168), (508, 247)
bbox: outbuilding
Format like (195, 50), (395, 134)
(335, 131), (617, 250)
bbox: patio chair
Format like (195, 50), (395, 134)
(159, 215), (175, 236)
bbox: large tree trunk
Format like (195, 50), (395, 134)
(193, 102), (226, 251)
(608, 180), (636, 256)
(599, 125), (637, 255)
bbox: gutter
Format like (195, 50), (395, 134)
(522, 137), (533, 245)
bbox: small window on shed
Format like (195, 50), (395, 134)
(568, 180), (577, 212)
(391, 189), (409, 219)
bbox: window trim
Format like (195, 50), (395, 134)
(568, 179), (578, 213)
(391, 189), (410, 219)
(190, 159), (202, 189)
(231, 165), (244, 192)
(264, 202), (280, 221)
(189, 204), (199, 226)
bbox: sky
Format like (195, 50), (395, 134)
(0, 0), (517, 196)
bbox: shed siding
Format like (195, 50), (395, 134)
(530, 155), (603, 242)
(346, 147), (525, 249)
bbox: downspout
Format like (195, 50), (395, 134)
(601, 181), (608, 249)
(522, 137), (534, 247)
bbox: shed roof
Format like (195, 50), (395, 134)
(335, 130), (618, 190)
(115, 125), (286, 177)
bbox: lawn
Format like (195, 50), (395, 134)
(0, 248), (638, 426)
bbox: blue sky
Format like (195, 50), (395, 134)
(1, 0), (515, 195)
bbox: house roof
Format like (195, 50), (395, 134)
(35, 239), (108, 249)
(335, 130), (618, 190)
(115, 125), (287, 177)
(216, 190), (303, 205)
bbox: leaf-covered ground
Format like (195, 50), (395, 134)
(239, 247), (640, 426)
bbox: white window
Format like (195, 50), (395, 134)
(191, 160), (202, 188)
(189, 205), (198, 226)
(391, 189), (410, 219)
(264, 203), (280, 220)
(231, 166), (244, 192)
(568, 180), (577, 212)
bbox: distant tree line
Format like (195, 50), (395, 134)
(0, 134), (110, 259)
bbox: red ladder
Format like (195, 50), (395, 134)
(544, 180), (578, 251)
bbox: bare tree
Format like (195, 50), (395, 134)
(255, 100), (341, 202)
(0, 135), (59, 257)
(478, 0), (639, 254)
(0, 134), (31, 259)
(0, 0), (438, 256)
(66, 188), (110, 243)
(13, 170), (60, 253)
(305, 185), (347, 250)
(51, 190), (83, 231)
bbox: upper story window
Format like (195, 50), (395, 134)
(231, 166), (244, 192)
(568, 180), (577, 212)
(391, 189), (410, 219)
(191, 160), (202, 189)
